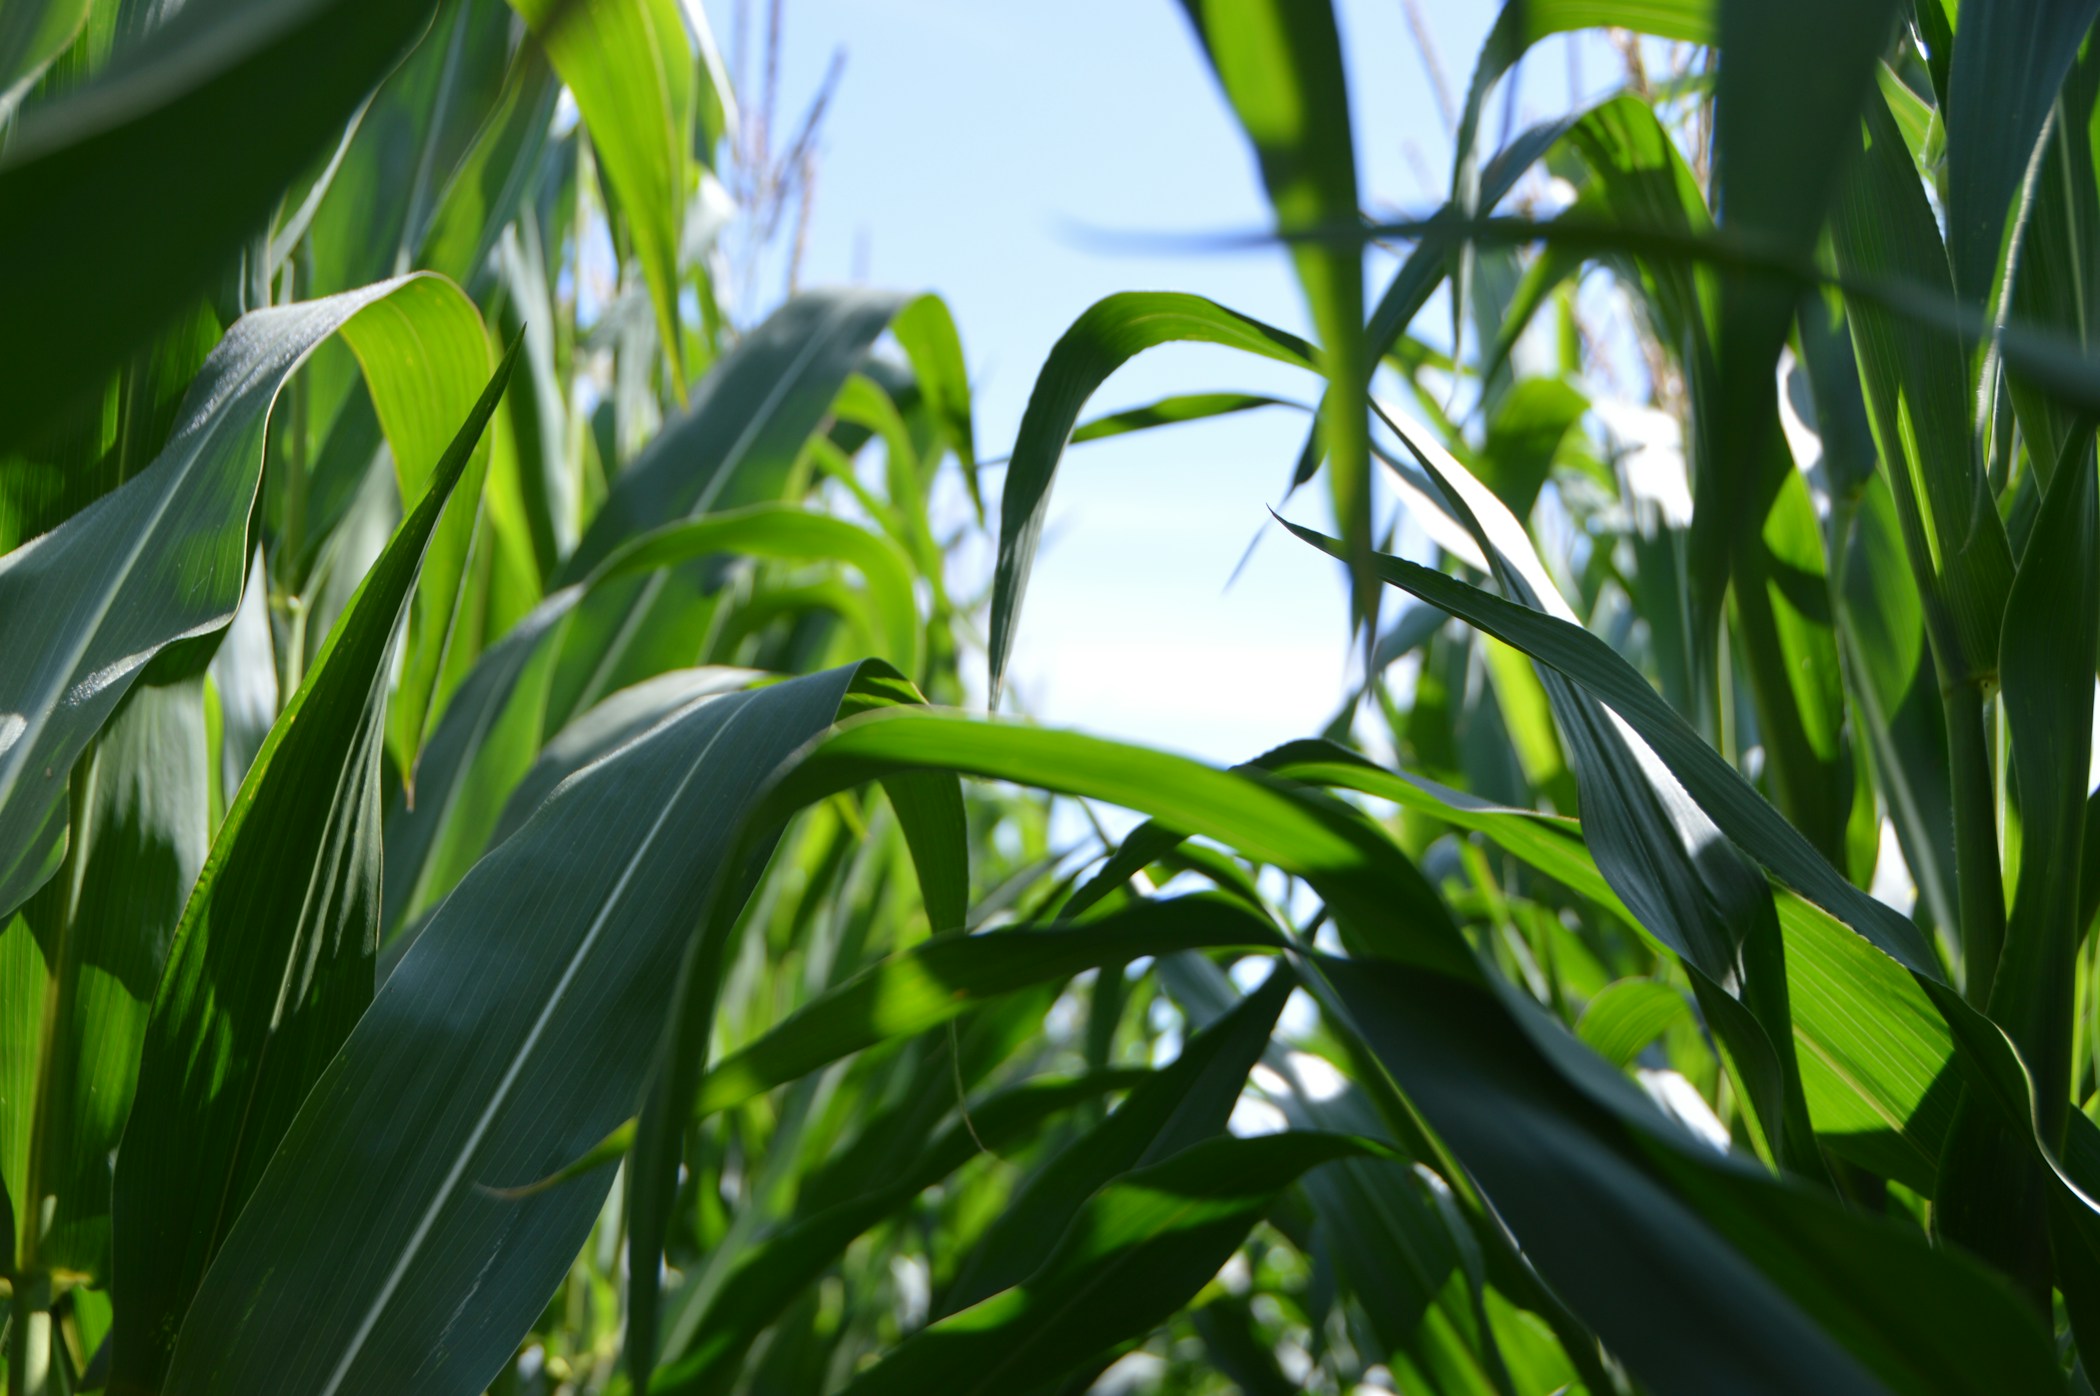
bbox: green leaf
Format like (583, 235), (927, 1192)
(0, 0), (437, 452)
(834, 1132), (1380, 1396)
(1449, 0), (1713, 375)
(0, 670), (208, 1288)
(334, 278), (497, 784)
(418, 37), (563, 291)
(1831, 458), (1959, 937)
(1829, 86), (2017, 688)
(511, 0), (695, 392)
(1070, 391), (1301, 445)
(988, 292), (1315, 703)
(1992, 426), (2097, 1138)
(490, 668), (759, 853)
(1214, 738), (1960, 1191)
(109, 335), (518, 1395)
(0, 274), (502, 925)
(939, 960), (1294, 1314)
(549, 291), (912, 723)
(1179, 0), (1370, 645)
(1577, 980), (1693, 1069)
(378, 588), (579, 938)
(1710, 0), (1898, 645)
(156, 660), (898, 1395)
(300, 0), (516, 298)
(608, 506), (921, 677)
(890, 294), (980, 508)
(1476, 378), (1586, 520)
(0, 286), (221, 557)
(692, 899), (1281, 1128)
(1374, 408), (1823, 1178)
(1320, 954), (2062, 1396)
(1945, 0), (2100, 302)
(1278, 513), (1936, 974)
(642, 1072), (1150, 1396)
(0, 0), (92, 118)
(758, 708), (1470, 978)
(383, 502), (920, 936)
(1934, 429), (2100, 1298)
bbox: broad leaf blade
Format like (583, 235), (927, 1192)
(110, 336), (519, 1395)
(159, 663), (893, 1394)
(0, 275), (497, 924)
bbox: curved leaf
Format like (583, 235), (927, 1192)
(159, 661), (903, 1395)
(0, 274), (492, 924)
(988, 292), (1314, 702)
(111, 336), (518, 1393)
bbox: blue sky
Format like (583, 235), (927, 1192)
(697, 0), (1610, 763)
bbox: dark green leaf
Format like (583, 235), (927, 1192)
(110, 335), (518, 1394)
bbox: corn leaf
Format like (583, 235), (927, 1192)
(0, 0), (437, 451)
(111, 335), (518, 1393)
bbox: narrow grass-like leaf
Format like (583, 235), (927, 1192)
(1071, 392), (1301, 445)
(549, 291), (909, 721)
(1179, 0), (1370, 645)
(642, 1072), (1150, 1396)
(1279, 515), (1936, 973)
(835, 1133), (1380, 1396)
(511, 0), (695, 392)
(0, 672), (207, 1288)
(1377, 407), (1823, 1178)
(891, 294), (980, 511)
(939, 961), (1293, 1314)
(1937, 429), (2100, 1297)
(1577, 980), (1692, 1070)
(988, 292), (1315, 702)
(1830, 87), (2017, 687)
(0, 0), (92, 116)
(1945, 0), (2100, 303)
(1319, 954), (2060, 1396)
(695, 898), (1280, 1126)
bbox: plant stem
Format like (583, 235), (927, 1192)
(8, 1278), (51, 1396)
(1945, 681), (2005, 1004)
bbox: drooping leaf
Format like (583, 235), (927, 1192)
(1071, 391), (1301, 445)
(988, 292), (1315, 702)
(1279, 514), (1936, 974)
(692, 899), (1282, 1132)
(938, 960), (1294, 1314)
(548, 291), (912, 724)
(642, 1071), (1152, 1396)
(0, 275), (497, 925)
(1319, 954), (2061, 1396)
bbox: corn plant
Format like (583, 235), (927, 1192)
(10, 0), (2100, 1392)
